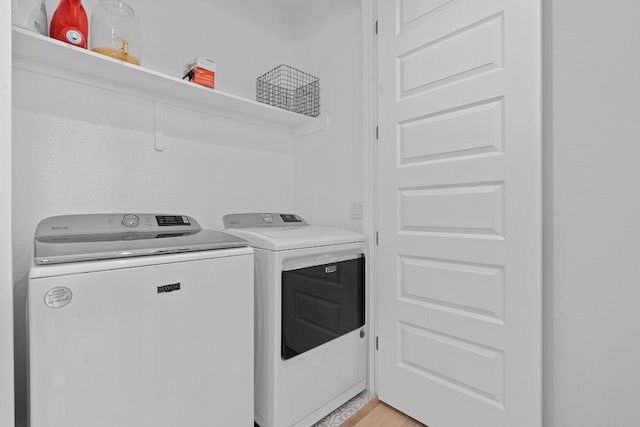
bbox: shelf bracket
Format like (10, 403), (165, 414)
(154, 101), (165, 151)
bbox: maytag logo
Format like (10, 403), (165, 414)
(51, 226), (69, 230)
(157, 283), (181, 294)
(325, 265), (337, 274)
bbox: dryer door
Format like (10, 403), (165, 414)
(281, 255), (365, 360)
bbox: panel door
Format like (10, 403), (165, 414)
(376, 1), (541, 426)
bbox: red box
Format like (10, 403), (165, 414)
(184, 67), (215, 88)
(183, 57), (216, 89)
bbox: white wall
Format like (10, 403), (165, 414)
(1, 0), (15, 425)
(545, 0), (640, 425)
(12, 1), (298, 424)
(291, 0), (363, 232)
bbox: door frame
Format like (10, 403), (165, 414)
(361, 0), (378, 393)
(1, 3), (15, 426)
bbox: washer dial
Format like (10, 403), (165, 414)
(122, 214), (140, 227)
(262, 214), (275, 224)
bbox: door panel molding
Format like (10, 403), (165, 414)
(376, 0), (541, 425)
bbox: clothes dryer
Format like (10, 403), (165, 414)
(223, 213), (367, 427)
(28, 213), (254, 427)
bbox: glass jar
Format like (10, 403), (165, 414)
(12, 0), (49, 36)
(90, 0), (141, 65)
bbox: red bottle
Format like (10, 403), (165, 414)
(49, 0), (88, 48)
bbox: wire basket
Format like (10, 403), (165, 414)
(256, 65), (320, 117)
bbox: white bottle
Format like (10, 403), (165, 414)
(12, 0), (48, 36)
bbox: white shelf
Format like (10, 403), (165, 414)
(11, 27), (319, 133)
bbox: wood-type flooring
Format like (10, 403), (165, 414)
(341, 397), (427, 427)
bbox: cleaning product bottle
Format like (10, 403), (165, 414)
(49, 0), (88, 48)
(12, 0), (49, 36)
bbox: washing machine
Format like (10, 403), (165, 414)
(28, 213), (254, 427)
(223, 213), (367, 427)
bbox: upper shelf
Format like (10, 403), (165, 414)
(11, 27), (318, 133)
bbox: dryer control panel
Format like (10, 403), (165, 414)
(223, 213), (308, 228)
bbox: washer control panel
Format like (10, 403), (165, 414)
(35, 213), (200, 238)
(155, 215), (191, 227)
(223, 213), (308, 228)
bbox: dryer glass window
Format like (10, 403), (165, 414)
(281, 255), (365, 360)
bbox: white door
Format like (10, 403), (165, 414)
(376, 1), (541, 426)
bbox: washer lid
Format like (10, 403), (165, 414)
(34, 213), (248, 264)
(224, 225), (365, 251)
